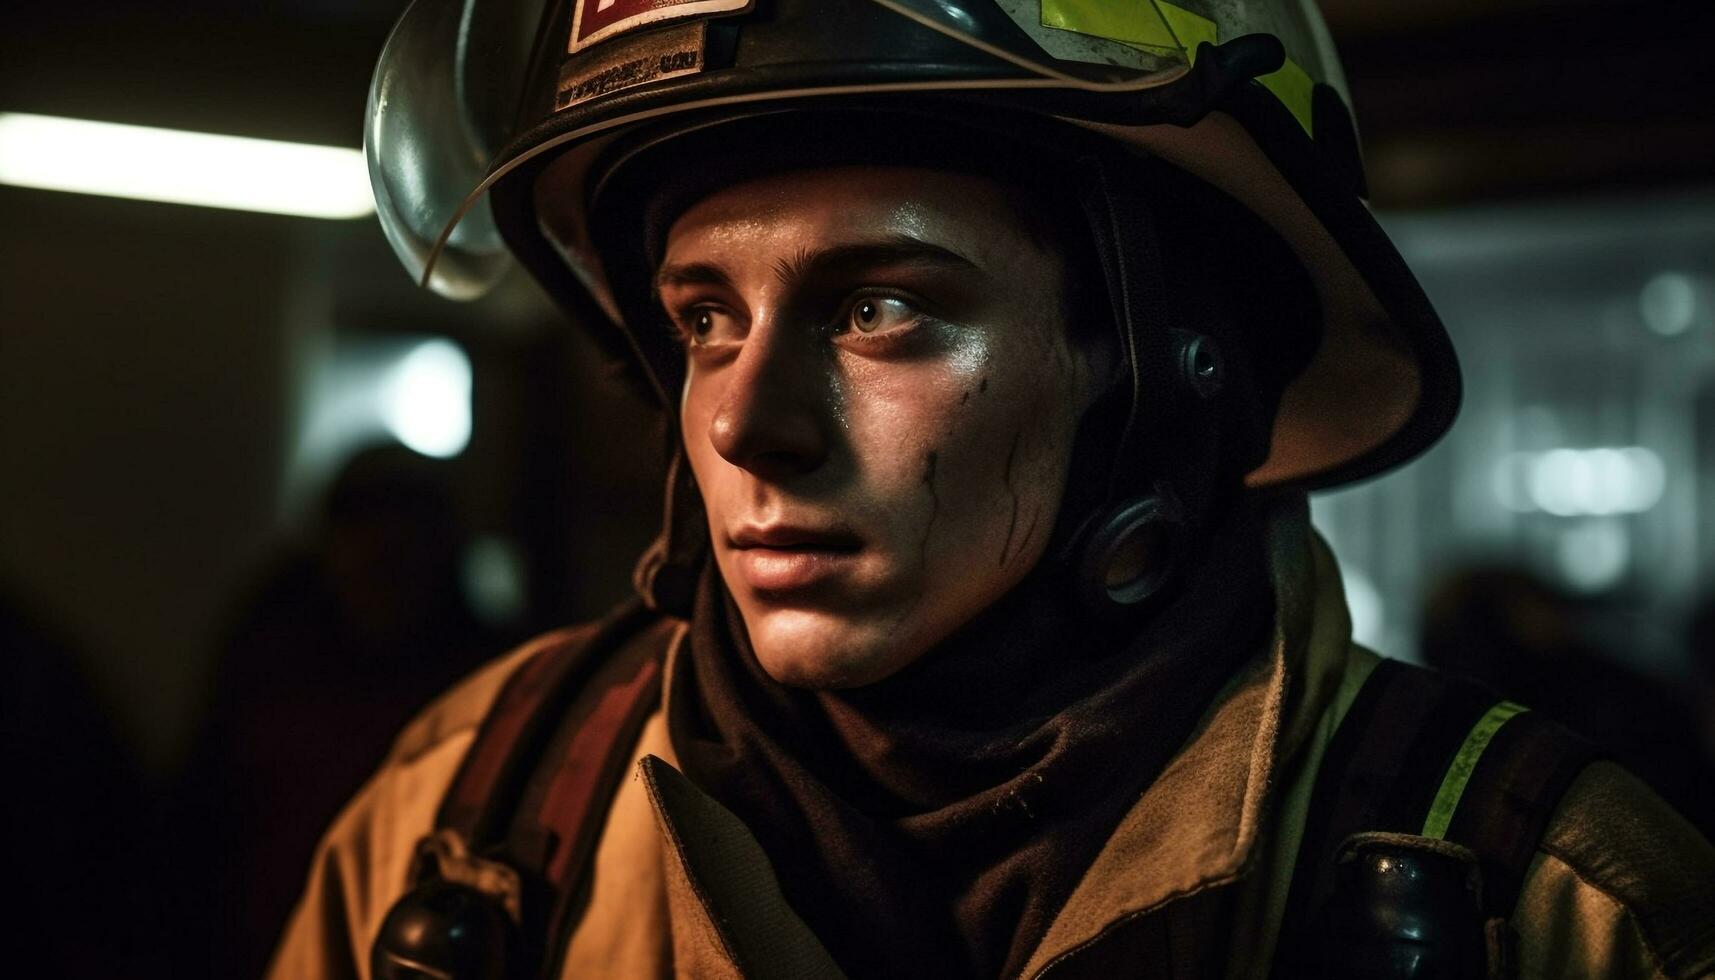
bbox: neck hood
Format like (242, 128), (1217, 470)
(666, 492), (1275, 977)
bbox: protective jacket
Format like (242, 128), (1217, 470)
(269, 498), (1715, 979)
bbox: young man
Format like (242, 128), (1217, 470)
(273, 1), (1715, 976)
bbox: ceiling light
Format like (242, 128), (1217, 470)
(0, 112), (373, 219)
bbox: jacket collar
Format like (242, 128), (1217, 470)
(1018, 495), (1354, 975)
(638, 494), (1356, 978)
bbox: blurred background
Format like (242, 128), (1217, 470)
(2, 1), (1712, 976)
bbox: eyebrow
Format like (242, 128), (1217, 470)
(654, 234), (980, 293)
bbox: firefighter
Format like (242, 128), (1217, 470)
(272, 1), (1715, 977)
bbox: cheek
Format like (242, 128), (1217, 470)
(836, 350), (982, 491)
(847, 332), (1080, 576)
(944, 370), (1078, 572)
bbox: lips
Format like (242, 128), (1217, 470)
(731, 524), (862, 551)
(728, 523), (863, 593)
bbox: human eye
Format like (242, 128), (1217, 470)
(837, 294), (924, 339)
(669, 304), (742, 347)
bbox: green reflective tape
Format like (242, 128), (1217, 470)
(1421, 701), (1529, 840)
(1039, 1), (1315, 136)
(1258, 57), (1315, 135)
(1154, 1), (1216, 57)
(1041, 0), (1180, 51)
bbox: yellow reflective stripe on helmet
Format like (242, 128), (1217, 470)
(1257, 56), (1315, 136)
(1039, 0), (1317, 136)
(1421, 701), (1530, 841)
(1040, 0), (1180, 57)
(1154, 1), (1215, 54)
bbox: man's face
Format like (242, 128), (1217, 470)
(661, 166), (1104, 688)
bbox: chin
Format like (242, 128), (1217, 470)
(745, 606), (923, 690)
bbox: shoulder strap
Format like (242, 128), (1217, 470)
(431, 599), (675, 977)
(516, 619), (672, 976)
(1434, 703), (1601, 917)
(1271, 660), (1601, 974)
(437, 599), (661, 842)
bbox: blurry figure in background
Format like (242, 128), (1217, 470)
(176, 444), (514, 979)
(1, 592), (150, 978)
(1422, 566), (1715, 839)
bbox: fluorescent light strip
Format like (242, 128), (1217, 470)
(0, 112), (374, 219)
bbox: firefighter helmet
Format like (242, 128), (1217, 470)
(366, 0), (1457, 494)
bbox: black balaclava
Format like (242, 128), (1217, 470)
(584, 105), (1318, 978)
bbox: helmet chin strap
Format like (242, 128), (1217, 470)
(634, 442), (707, 616)
(1055, 151), (1229, 613)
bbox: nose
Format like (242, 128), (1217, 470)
(706, 322), (830, 481)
